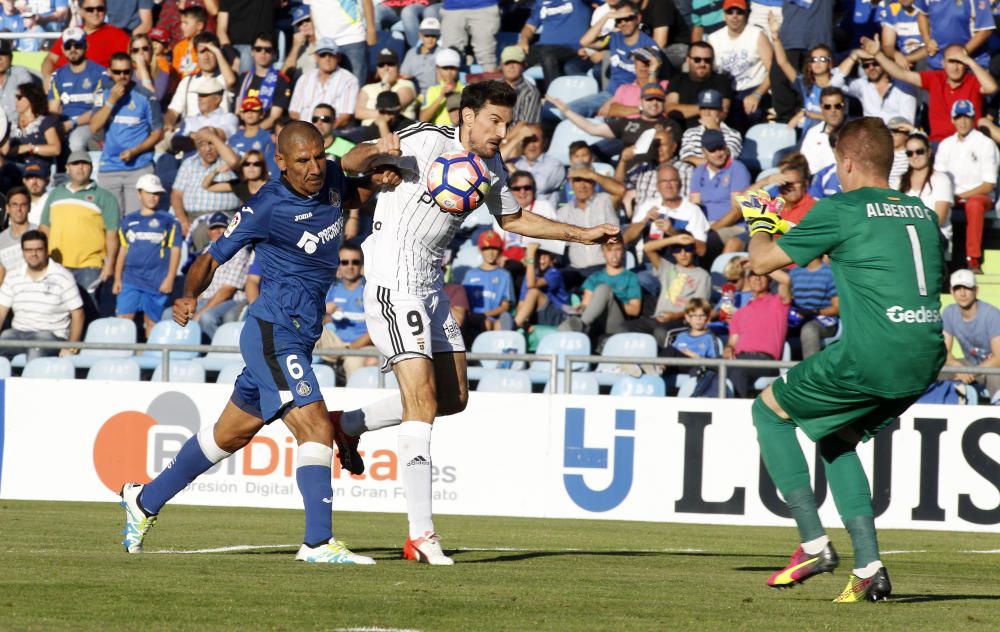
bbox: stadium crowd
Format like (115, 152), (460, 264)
(0, 0), (999, 401)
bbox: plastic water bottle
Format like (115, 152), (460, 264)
(719, 284), (736, 322)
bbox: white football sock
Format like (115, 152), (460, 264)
(853, 560), (883, 579)
(398, 420), (434, 538)
(341, 396), (404, 436)
(801, 534), (830, 555)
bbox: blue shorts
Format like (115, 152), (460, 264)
(231, 317), (324, 423)
(116, 284), (169, 319)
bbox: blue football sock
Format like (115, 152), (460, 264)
(141, 427), (229, 514)
(297, 442), (334, 547)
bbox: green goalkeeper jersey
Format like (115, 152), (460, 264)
(776, 187), (946, 398)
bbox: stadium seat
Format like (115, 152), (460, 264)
(313, 363), (337, 388)
(753, 342), (792, 392)
(528, 331), (590, 383)
(215, 362), (244, 385)
(475, 369), (532, 393)
(610, 374), (666, 397)
(87, 358), (141, 382)
(740, 123), (798, 173)
(467, 330), (527, 381)
(592, 162), (615, 178)
(71, 317), (137, 369)
(549, 120), (607, 166)
(544, 75), (599, 120)
(0, 356), (10, 378)
(346, 365), (398, 389)
(196, 322), (245, 371)
(10, 354), (25, 369)
(543, 372), (600, 395)
(594, 333), (658, 386)
(138, 320), (203, 369)
(151, 360), (207, 383)
(22, 357), (75, 379)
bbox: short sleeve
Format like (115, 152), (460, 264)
(582, 274), (599, 293)
(775, 198), (842, 266)
(730, 161), (751, 192)
(208, 200), (272, 264)
(973, 3), (995, 31)
(487, 163), (522, 217)
(61, 274), (84, 311)
(168, 218), (182, 248)
(942, 304), (958, 335)
(624, 273), (642, 301)
(168, 76), (188, 113)
(0, 278), (12, 307)
(101, 195), (120, 231)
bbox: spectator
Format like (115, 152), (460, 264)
(317, 243), (376, 379)
(667, 299), (719, 384)
(638, 0), (689, 69)
(808, 162), (841, 200)
(377, 0), (442, 49)
(879, 0), (931, 70)
(769, 22), (844, 133)
(229, 95), (277, 160)
(190, 212), (251, 339)
(308, 103), (355, 158)
(282, 4), (317, 81)
(14, 10), (46, 53)
(665, 41), (734, 129)
(21, 159), (49, 226)
(234, 32), (292, 131)
(496, 170), (558, 262)
(2, 82), (61, 172)
(689, 129), (751, 250)
(620, 126), (692, 215)
(39, 151), (119, 307)
(445, 91), (463, 125)
(798, 87), (846, 176)
(171, 5), (208, 78)
(417, 47), (463, 124)
(898, 132), (953, 254)
(176, 75), (240, 145)
(678, 89), (742, 168)
(0, 186), (35, 285)
(517, 0), (593, 90)
(310, 0), (376, 84)
(355, 91), (418, 142)
(440, 0), (500, 71)
(692, 0), (725, 42)
(42, 2), (130, 78)
(355, 48), (417, 124)
(200, 148), (269, 203)
(556, 141), (626, 207)
(916, 0), (993, 70)
(708, 0), (772, 129)
(558, 241), (642, 338)
(113, 174), (181, 336)
(217, 0), (276, 74)
(155, 0), (218, 50)
(630, 231), (711, 344)
(770, 0), (833, 123)
(89, 52), (164, 218)
(513, 242), (570, 329)
(164, 32), (239, 133)
(289, 38), (360, 128)
(770, 257), (839, 358)
(171, 135), (240, 242)
(837, 45), (918, 125)
(886, 116), (912, 186)
(25, 0), (69, 34)
(502, 123), (565, 208)
(107, 0), (154, 35)
(934, 99), (998, 274)
(750, 156), (815, 225)
(462, 230), (515, 333)
(723, 270), (790, 397)
(602, 46), (667, 119)
(0, 230), (84, 361)
(624, 163), (710, 257)
(861, 38), (997, 142)
(131, 32), (177, 104)
(499, 46), (541, 125)
(400, 17), (442, 94)
(46, 27), (107, 154)
(556, 173), (621, 276)
(942, 269), (1000, 397)
(0, 40), (36, 126)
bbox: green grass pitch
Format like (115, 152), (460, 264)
(2, 500), (1000, 631)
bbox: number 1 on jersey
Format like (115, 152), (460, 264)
(905, 224), (928, 297)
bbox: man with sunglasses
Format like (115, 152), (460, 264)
(289, 38), (359, 129)
(769, 0), (833, 123)
(217, 0), (276, 76)
(665, 41), (734, 129)
(42, 2), (129, 80)
(837, 45), (917, 125)
(237, 32), (292, 131)
(0, 41), (34, 126)
(799, 87), (847, 176)
(317, 243), (377, 380)
(46, 28), (106, 153)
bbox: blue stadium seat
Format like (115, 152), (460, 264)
(468, 330), (527, 381)
(22, 357), (75, 379)
(0, 356), (10, 378)
(544, 75), (599, 120)
(543, 372), (600, 395)
(138, 320), (202, 369)
(594, 333), (658, 386)
(196, 322), (245, 372)
(475, 369), (532, 393)
(740, 123), (798, 173)
(71, 317), (137, 369)
(549, 120), (607, 166)
(346, 365), (398, 389)
(528, 331), (590, 383)
(610, 374), (666, 397)
(87, 358), (141, 381)
(151, 360), (206, 383)
(215, 362), (244, 385)
(312, 363), (337, 388)
(10, 353), (25, 368)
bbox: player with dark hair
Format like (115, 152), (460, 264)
(743, 116), (945, 601)
(337, 80), (620, 564)
(119, 122), (398, 564)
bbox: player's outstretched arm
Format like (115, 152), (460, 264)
(748, 232), (794, 275)
(498, 208), (621, 244)
(173, 252), (221, 327)
(340, 134), (401, 174)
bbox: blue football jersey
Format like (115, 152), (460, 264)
(209, 160), (350, 342)
(120, 211), (182, 291)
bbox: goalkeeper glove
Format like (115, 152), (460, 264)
(738, 189), (791, 237)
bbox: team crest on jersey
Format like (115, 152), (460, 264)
(296, 380), (312, 396)
(225, 212), (241, 238)
(329, 189), (341, 207)
(149, 218), (159, 228)
(82, 78), (91, 89)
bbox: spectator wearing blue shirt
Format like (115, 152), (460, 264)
(771, 0), (834, 123)
(672, 298), (719, 359)
(514, 242), (569, 329)
(228, 96), (278, 173)
(880, 0), (931, 68)
(47, 30), (107, 153)
(689, 129), (751, 253)
(559, 241), (643, 340)
(89, 52), (164, 223)
(113, 174), (181, 336)
(809, 162), (841, 199)
(462, 230), (515, 332)
(771, 257), (839, 358)
(517, 0), (593, 91)
(107, 0), (154, 35)
(27, 0), (69, 33)
(914, 0), (994, 70)
(14, 11), (46, 52)
(318, 243), (376, 380)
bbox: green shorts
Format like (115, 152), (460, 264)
(770, 353), (923, 443)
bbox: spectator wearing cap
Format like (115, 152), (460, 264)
(0, 40), (36, 125)
(0, 187), (36, 286)
(164, 32), (238, 133)
(859, 38), (997, 142)
(39, 151), (120, 306)
(13, 9), (46, 53)
(600, 46), (667, 119)
(689, 128), (751, 250)
(171, 134), (240, 240)
(282, 4), (318, 81)
(355, 48), (417, 125)
(679, 89), (742, 168)
(107, 0), (155, 35)
(236, 32), (291, 131)
(176, 75), (240, 143)
(356, 92), (418, 142)
(2, 82), (61, 172)
(309, 0), (376, 85)
(217, 0), (276, 76)
(665, 41), (734, 129)
(691, 0), (726, 40)
(89, 52), (164, 217)
(798, 87), (847, 176)
(770, 0), (833, 124)
(886, 116), (913, 188)
(0, 229), (84, 361)
(418, 47), (464, 125)
(170, 5), (208, 78)
(42, 1), (130, 80)
(942, 269), (1000, 397)
(462, 229), (515, 333)
(130, 32), (177, 104)
(497, 46), (540, 125)
(113, 174), (180, 336)
(708, 0), (772, 130)
(190, 213), (252, 338)
(517, 0), (593, 91)
(445, 92), (463, 125)
(837, 44), (917, 126)
(400, 17), (441, 94)
(229, 95), (277, 160)
(289, 38), (360, 128)
(935, 99), (999, 274)
(148, 27), (175, 79)
(21, 159), (49, 226)
(440, 0), (501, 71)
(501, 123), (566, 208)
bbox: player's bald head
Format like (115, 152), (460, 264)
(277, 120), (324, 157)
(834, 117), (893, 180)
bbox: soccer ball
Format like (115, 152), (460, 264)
(426, 151), (492, 213)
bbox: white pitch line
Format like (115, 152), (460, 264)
(148, 544), (297, 554)
(145, 544), (707, 555)
(961, 549), (1000, 554)
(335, 628), (421, 632)
(881, 550), (927, 555)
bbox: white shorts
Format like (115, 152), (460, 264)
(364, 284), (466, 371)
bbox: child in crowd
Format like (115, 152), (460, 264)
(462, 230), (514, 332)
(513, 242), (569, 329)
(172, 5), (207, 77)
(672, 298), (718, 359)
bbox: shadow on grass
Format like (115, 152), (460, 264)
(453, 550), (752, 564)
(892, 594), (1000, 604)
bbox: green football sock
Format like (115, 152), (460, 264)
(819, 435), (880, 568)
(752, 398), (825, 542)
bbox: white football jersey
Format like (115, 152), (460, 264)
(362, 123), (520, 297)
